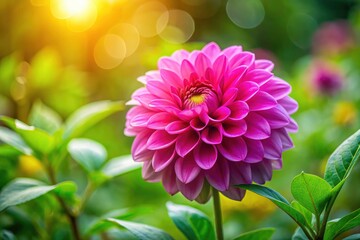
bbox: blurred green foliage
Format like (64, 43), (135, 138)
(1, 0), (360, 239)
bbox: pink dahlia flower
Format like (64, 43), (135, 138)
(125, 42), (298, 201)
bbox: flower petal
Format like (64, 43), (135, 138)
(222, 119), (247, 137)
(177, 175), (204, 200)
(255, 59), (274, 71)
(244, 69), (273, 86)
(194, 142), (218, 169)
(246, 91), (277, 111)
(222, 87), (238, 106)
(262, 133), (282, 159)
(175, 156), (201, 183)
(147, 112), (177, 130)
(228, 161), (252, 184)
(258, 105), (290, 129)
(278, 96), (298, 114)
(175, 130), (200, 157)
(243, 138), (264, 163)
(221, 187), (245, 201)
(217, 137), (247, 161)
(205, 157), (230, 191)
(201, 125), (222, 144)
(202, 42), (221, 59)
(165, 121), (190, 134)
(228, 51), (255, 69)
(195, 53), (211, 77)
(210, 106), (231, 122)
(142, 161), (162, 182)
(228, 101), (249, 120)
(251, 160), (273, 184)
(160, 69), (183, 88)
(147, 130), (177, 150)
(261, 77), (291, 100)
(152, 146), (176, 172)
(237, 81), (259, 101)
(132, 131), (153, 161)
(162, 166), (179, 195)
(181, 59), (197, 80)
(244, 112), (271, 140)
(213, 55), (227, 83)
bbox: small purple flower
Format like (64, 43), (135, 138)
(125, 42), (298, 201)
(311, 61), (343, 96)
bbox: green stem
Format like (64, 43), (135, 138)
(46, 158), (81, 240)
(212, 187), (224, 240)
(318, 191), (340, 239)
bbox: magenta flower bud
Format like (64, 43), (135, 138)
(125, 42), (298, 201)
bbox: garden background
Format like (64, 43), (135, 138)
(1, 0), (360, 239)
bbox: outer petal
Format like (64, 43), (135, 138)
(205, 157), (230, 191)
(194, 142), (218, 169)
(147, 130), (177, 150)
(243, 138), (264, 163)
(221, 187), (245, 201)
(175, 156), (201, 184)
(244, 112), (271, 140)
(251, 160), (273, 184)
(162, 166), (179, 195)
(217, 137), (247, 161)
(175, 130), (200, 157)
(152, 146), (176, 172)
(177, 175), (204, 200)
(142, 161), (162, 182)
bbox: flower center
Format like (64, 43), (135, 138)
(190, 94), (206, 105)
(181, 81), (218, 110)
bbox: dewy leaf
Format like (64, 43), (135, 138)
(102, 155), (142, 178)
(63, 100), (124, 139)
(324, 208), (360, 240)
(0, 178), (72, 212)
(233, 228), (275, 240)
(0, 126), (32, 155)
(106, 218), (174, 240)
(292, 227), (308, 240)
(291, 172), (332, 216)
(166, 202), (215, 240)
(324, 129), (360, 187)
(1, 117), (54, 155)
(29, 101), (62, 134)
(238, 184), (310, 231)
(343, 234), (360, 240)
(68, 138), (107, 172)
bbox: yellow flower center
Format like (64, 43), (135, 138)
(190, 94), (205, 105)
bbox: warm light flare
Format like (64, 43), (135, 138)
(51, 0), (92, 19)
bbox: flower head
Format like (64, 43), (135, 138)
(125, 42), (298, 201)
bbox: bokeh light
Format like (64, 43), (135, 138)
(226, 0), (265, 29)
(109, 23), (140, 57)
(132, 1), (168, 37)
(157, 10), (195, 44)
(51, 0), (97, 32)
(94, 34), (126, 69)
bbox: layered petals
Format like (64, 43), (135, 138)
(125, 42), (298, 201)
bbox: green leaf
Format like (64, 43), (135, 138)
(0, 126), (32, 155)
(233, 228), (275, 240)
(291, 201), (313, 227)
(63, 100), (124, 139)
(68, 138), (107, 172)
(0, 53), (19, 95)
(324, 129), (360, 187)
(0, 230), (16, 240)
(85, 207), (152, 236)
(28, 47), (61, 89)
(102, 155), (141, 178)
(238, 184), (309, 231)
(166, 202), (215, 240)
(1, 117), (54, 155)
(0, 178), (73, 212)
(106, 218), (174, 240)
(292, 227), (308, 240)
(343, 234), (360, 240)
(29, 101), (62, 134)
(291, 172), (332, 215)
(324, 208), (360, 240)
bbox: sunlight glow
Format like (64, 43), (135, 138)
(51, 0), (92, 19)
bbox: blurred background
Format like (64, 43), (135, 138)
(1, 0), (360, 239)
